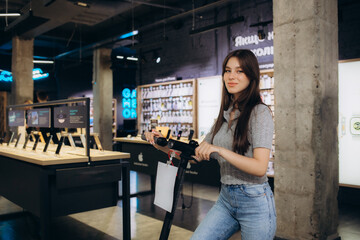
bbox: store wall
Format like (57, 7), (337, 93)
(55, 60), (93, 99)
(134, 0), (360, 86)
(137, 0), (274, 85)
(47, 0), (360, 131)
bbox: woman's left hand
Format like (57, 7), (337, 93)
(194, 141), (220, 162)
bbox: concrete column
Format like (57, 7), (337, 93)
(11, 36), (34, 105)
(92, 48), (113, 150)
(273, 0), (339, 239)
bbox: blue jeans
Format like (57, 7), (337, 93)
(191, 182), (276, 240)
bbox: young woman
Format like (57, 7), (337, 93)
(145, 49), (276, 240)
(191, 49), (276, 240)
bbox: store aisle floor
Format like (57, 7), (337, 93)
(0, 171), (359, 240)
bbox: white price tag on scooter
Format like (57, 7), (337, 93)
(154, 161), (178, 213)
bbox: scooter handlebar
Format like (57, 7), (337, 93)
(141, 134), (168, 147)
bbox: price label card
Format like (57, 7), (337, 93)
(154, 162), (178, 212)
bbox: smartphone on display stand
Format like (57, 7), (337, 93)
(188, 129), (194, 141)
(7, 132), (14, 146)
(55, 136), (65, 155)
(166, 129), (171, 139)
(23, 134), (30, 149)
(32, 135), (40, 151)
(43, 135), (52, 153)
(177, 130), (182, 140)
(29, 132), (34, 142)
(14, 133), (22, 148)
(67, 133), (76, 150)
(80, 134), (86, 148)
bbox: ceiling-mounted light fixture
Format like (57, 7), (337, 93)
(75, 1), (89, 7)
(258, 29), (266, 40)
(0, 13), (21, 17)
(250, 20), (273, 40)
(33, 60), (54, 64)
(118, 30), (139, 40)
(116, 56), (124, 59)
(152, 51), (161, 64)
(127, 57), (138, 61)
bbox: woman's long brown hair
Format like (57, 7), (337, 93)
(211, 49), (263, 154)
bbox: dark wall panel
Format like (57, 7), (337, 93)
(55, 60), (93, 99)
(338, 0), (360, 60)
(137, 0), (274, 85)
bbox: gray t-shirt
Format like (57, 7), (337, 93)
(204, 104), (274, 185)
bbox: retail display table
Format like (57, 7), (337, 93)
(0, 143), (131, 240)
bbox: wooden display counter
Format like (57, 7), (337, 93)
(0, 143), (130, 165)
(0, 144), (88, 165)
(0, 143), (131, 240)
(114, 136), (149, 144)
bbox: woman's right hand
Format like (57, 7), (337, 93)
(194, 141), (221, 162)
(144, 130), (164, 145)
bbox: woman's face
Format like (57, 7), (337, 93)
(223, 57), (250, 99)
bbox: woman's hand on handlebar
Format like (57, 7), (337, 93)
(144, 130), (164, 145)
(194, 141), (220, 162)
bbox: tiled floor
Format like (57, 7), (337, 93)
(0, 171), (359, 240)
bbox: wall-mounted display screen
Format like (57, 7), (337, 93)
(27, 108), (51, 128)
(8, 110), (25, 127)
(54, 106), (86, 128)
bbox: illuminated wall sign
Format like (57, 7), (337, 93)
(233, 31), (274, 57)
(233, 29), (274, 70)
(0, 70), (12, 82)
(32, 68), (49, 80)
(155, 76), (176, 83)
(0, 68), (49, 82)
(122, 88), (137, 119)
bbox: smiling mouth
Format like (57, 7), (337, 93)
(227, 83), (237, 87)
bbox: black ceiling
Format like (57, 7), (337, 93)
(0, 0), (236, 63)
